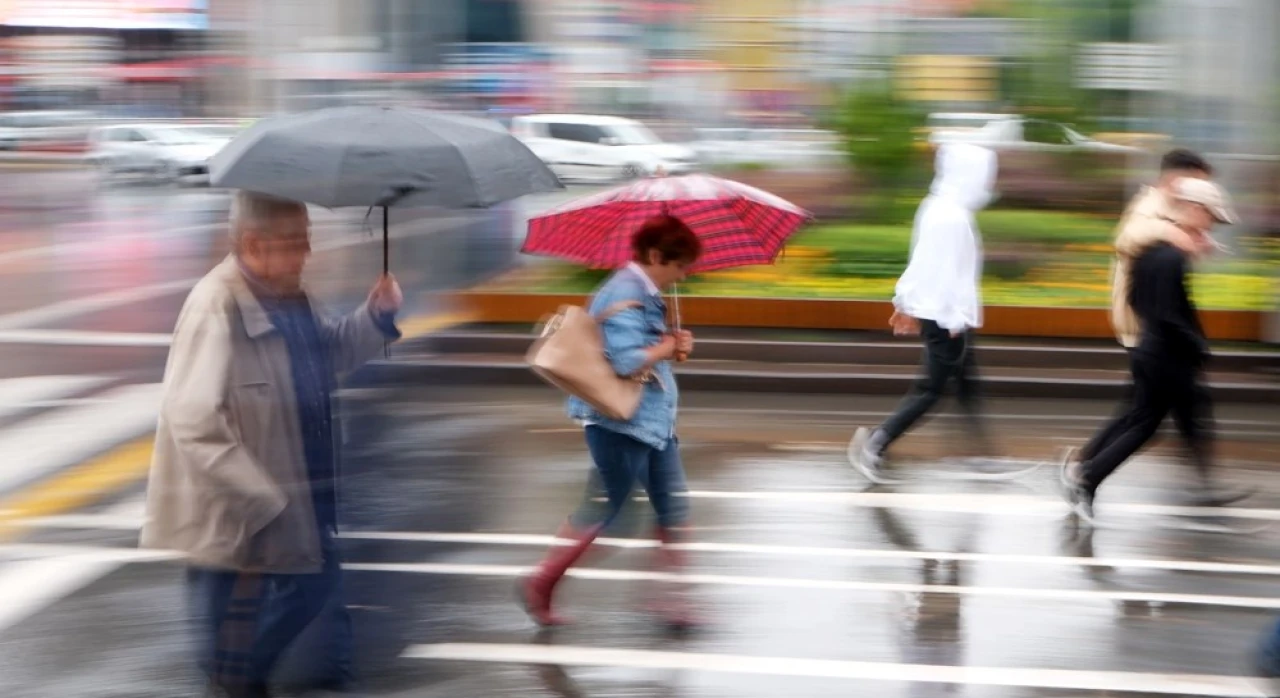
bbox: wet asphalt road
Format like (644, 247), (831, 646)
(1, 167), (1280, 697)
(4, 386), (1280, 698)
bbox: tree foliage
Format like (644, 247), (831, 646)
(830, 85), (927, 224)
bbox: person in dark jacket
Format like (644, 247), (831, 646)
(1058, 178), (1244, 522)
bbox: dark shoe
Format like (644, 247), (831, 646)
(298, 678), (365, 696)
(1255, 638), (1280, 677)
(1253, 636), (1280, 697)
(520, 521), (601, 627)
(207, 683), (271, 698)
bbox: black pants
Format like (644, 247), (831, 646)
(878, 319), (984, 448)
(1081, 350), (1214, 464)
(1079, 350), (1214, 492)
(1080, 353), (1136, 462)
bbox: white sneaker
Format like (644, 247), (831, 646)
(1057, 449), (1095, 524)
(848, 427), (890, 484)
(1058, 445), (1080, 471)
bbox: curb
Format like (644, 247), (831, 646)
(361, 358), (1280, 404)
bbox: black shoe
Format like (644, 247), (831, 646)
(206, 682), (271, 698)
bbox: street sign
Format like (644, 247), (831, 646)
(1076, 42), (1177, 92)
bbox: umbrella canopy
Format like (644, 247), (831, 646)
(209, 105), (562, 209)
(523, 173), (810, 272)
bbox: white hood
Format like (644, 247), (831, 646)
(892, 144), (997, 332)
(928, 142), (998, 211)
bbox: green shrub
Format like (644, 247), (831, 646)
(830, 85), (927, 224)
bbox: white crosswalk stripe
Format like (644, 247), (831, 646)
(406, 643), (1263, 697)
(0, 382), (160, 494)
(0, 375), (111, 422)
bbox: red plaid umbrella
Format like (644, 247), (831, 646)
(523, 173), (812, 272)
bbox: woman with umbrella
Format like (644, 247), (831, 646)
(521, 214), (701, 630)
(519, 173), (810, 630)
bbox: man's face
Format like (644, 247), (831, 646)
(1177, 202), (1217, 237)
(244, 208), (311, 293)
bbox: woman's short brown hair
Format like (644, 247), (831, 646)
(631, 214), (702, 265)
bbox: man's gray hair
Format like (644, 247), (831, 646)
(229, 190), (306, 244)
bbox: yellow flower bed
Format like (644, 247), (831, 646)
(498, 213), (1280, 310)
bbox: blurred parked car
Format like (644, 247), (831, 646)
(88, 123), (233, 185)
(926, 113), (1141, 154)
(0, 110), (95, 151)
(510, 114), (699, 183)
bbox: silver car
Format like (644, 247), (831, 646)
(88, 124), (232, 184)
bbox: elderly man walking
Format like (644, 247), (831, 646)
(141, 191), (402, 697)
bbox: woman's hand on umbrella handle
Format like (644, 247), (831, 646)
(648, 334), (679, 364)
(674, 330), (694, 362)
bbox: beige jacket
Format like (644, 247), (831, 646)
(140, 256), (393, 573)
(1110, 187), (1179, 348)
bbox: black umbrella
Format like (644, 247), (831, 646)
(208, 106), (563, 272)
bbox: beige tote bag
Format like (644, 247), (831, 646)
(526, 301), (650, 420)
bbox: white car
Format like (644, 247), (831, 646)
(88, 124), (232, 184)
(0, 110), (95, 150)
(927, 113), (1139, 154)
(510, 114), (699, 183)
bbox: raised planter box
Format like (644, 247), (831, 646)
(448, 291), (1265, 342)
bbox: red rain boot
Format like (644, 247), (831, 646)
(520, 520), (601, 627)
(650, 526), (702, 631)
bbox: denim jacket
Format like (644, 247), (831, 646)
(567, 266), (678, 449)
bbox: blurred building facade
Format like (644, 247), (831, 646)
(0, 1), (210, 115)
(702, 0), (803, 119)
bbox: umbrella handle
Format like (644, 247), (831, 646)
(672, 283), (688, 363)
(383, 207), (390, 275)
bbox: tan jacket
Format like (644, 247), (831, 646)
(1110, 187), (1179, 348)
(140, 256), (393, 573)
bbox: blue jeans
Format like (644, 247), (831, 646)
(187, 527), (353, 692)
(571, 426), (689, 531)
(1258, 617), (1280, 676)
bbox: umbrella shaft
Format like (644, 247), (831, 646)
(383, 207), (389, 275)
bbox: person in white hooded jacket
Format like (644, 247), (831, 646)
(850, 143), (997, 483)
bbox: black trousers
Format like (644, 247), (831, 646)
(1079, 350), (1214, 492)
(878, 319), (984, 448)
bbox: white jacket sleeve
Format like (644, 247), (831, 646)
(892, 203), (982, 333)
